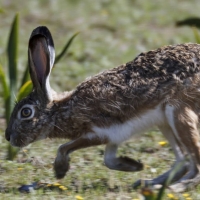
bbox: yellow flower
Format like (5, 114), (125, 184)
(75, 195), (84, 200)
(183, 193), (190, 197)
(59, 185), (67, 190)
(159, 141), (167, 146)
(47, 184), (52, 187)
(53, 182), (61, 186)
(17, 168), (23, 170)
(167, 193), (177, 199)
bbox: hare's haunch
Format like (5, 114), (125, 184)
(5, 26), (200, 192)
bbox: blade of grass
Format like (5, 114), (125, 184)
(20, 63), (30, 87)
(0, 64), (9, 102)
(17, 80), (32, 101)
(0, 64), (10, 122)
(0, 8), (4, 13)
(193, 27), (200, 44)
(155, 161), (185, 200)
(6, 13), (19, 161)
(7, 13), (19, 93)
(6, 13), (19, 123)
(54, 32), (79, 64)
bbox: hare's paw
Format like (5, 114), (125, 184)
(105, 155), (143, 172)
(133, 162), (188, 189)
(169, 173), (200, 192)
(104, 144), (143, 172)
(54, 155), (70, 179)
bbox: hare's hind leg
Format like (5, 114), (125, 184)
(166, 104), (200, 192)
(133, 124), (188, 189)
(104, 143), (143, 172)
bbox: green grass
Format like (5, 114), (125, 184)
(1, 0), (200, 199)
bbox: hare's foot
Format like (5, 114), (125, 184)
(169, 173), (200, 192)
(104, 144), (143, 171)
(133, 161), (188, 189)
(54, 152), (70, 179)
(169, 165), (200, 192)
(54, 136), (107, 179)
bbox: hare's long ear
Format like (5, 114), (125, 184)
(28, 26), (55, 103)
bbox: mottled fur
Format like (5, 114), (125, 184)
(5, 27), (200, 192)
(52, 44), (200, 138)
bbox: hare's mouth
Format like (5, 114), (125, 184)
(9, 133), (32, 148)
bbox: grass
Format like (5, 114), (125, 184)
(1, 0), (200, 199)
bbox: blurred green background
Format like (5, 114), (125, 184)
(0, 0), (200, 199)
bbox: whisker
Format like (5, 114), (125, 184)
(51, 123), (64, 132)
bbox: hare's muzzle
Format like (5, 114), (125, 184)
(5, 128), (10, 141)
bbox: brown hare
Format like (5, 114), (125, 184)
(5, 26), (200, 192)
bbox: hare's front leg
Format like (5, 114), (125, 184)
(104, 143), (143, 171)
(54, 136), (108, 179)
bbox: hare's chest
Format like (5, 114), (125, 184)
(91, 105), (165, 144)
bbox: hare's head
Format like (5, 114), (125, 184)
(5, 26), (56, 147)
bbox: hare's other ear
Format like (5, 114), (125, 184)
(28, 26), (55, 102)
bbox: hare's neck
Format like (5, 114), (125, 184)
(52, 90), (73, 101)
(50, 91), (91, 139)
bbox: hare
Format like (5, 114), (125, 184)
(5, 26), (200, 192)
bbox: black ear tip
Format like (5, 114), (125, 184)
(30, 26), (54, 48)
(31, 26), (49, 36)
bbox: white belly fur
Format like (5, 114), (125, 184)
(91, 104), (165, 144)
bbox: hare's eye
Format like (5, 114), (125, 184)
(21, 108), (32, 118)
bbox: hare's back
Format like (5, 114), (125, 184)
(129, 43), (200, 81)
(72, 43), (200, 126)
(77, 43), (200, 98)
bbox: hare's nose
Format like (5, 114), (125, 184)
(5, 128), (10, 141)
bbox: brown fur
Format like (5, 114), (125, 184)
(51, 44), (200, 138)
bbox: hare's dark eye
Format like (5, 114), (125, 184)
(21, 108), (32, 118)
